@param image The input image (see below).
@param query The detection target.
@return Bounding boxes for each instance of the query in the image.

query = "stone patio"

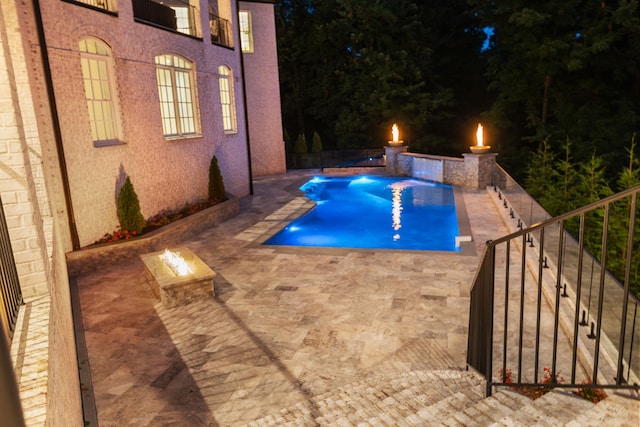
[71,170,639,426]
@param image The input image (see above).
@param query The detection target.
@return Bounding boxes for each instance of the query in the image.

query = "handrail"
[490,184,640,246]
[467,173,640,397]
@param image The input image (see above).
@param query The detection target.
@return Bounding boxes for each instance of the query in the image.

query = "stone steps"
[243,369,640,426]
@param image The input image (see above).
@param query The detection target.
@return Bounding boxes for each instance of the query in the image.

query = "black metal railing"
[63,0,117,13]
[0,198,23,342]
[132,0,199,37]
[209,12,233,48]
[467,178,640,397]
[286,149,386,170]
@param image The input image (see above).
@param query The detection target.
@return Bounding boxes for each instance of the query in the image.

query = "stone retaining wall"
[66,197,239,275]
[388,149,497,190]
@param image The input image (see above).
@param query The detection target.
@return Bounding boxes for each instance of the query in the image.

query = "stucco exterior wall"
[40,0,251,247]
[240,1,286,176]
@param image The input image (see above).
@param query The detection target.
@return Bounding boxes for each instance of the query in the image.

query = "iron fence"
[0,198,23,342]
[468,172,640,397]
[286,150,386,170]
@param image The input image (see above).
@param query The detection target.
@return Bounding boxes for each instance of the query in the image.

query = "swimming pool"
[264,175,463,251]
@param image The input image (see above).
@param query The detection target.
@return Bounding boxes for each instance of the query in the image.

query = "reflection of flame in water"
[161,249,192,276]
[390,181,411,241]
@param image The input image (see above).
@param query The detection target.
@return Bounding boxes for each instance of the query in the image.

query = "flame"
[392,124,399,143]
[476,123,484,147]
[161,249,192,276]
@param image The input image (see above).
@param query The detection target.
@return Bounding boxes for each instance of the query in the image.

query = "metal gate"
[0,197,23,341]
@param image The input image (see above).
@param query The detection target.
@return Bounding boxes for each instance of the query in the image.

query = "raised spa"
[264,175,465,251]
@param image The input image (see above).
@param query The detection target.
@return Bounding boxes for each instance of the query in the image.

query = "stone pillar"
[385,145,408,175]
[462,153,498,190]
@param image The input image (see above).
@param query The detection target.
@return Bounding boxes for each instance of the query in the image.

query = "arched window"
[79,38,123,146]
[218,65,237,133]
[155,54,200,137]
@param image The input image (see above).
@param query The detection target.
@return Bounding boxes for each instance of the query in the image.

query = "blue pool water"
[264,176,461,251]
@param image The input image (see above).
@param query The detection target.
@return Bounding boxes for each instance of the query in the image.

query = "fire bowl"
[470,145,491,154]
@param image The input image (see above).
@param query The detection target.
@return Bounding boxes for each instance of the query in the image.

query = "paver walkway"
[74,171,637,426]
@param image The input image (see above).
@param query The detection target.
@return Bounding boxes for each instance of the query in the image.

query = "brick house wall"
[240,0,286,176]
[1,0,83,424]
[40,0,253,247]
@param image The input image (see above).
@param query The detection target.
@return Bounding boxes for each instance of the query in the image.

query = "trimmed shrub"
[294,134,307,154]
[284,128,291,153]
[117,176,145,234]
[311,131,323,153]
[208,155,227,202]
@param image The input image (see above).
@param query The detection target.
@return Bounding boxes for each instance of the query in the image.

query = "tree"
[294,134,307,154]
[311,131,323,153]
[208,156,227,202]
[471,0,640,175]
[117,176,145,234]
[275,0,487,153]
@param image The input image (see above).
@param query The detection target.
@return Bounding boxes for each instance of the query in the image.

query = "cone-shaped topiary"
[311,131,323,154]
[283,128,291,153]
[117,176,146,234]
[294,134,307,154]
[208,155,227,202]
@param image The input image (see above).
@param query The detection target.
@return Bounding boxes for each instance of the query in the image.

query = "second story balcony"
[132,0,200,38]
[209,10,233,48]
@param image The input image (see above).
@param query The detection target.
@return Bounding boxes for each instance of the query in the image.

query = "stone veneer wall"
[39,0,251,247]
[240,1,286,176]
[1,0,83,425]
[393,152,497,190]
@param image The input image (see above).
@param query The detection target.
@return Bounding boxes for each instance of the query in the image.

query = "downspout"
[32,0,80,249]
[236,0,254,195]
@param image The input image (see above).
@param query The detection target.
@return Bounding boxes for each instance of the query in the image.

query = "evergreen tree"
[525,138,560,210]
[208,156,227,202]
[608,135,640,295]
[294,134,307,154]
[471,0,640,172]
[311,131,323,154]
[117,176,145,234]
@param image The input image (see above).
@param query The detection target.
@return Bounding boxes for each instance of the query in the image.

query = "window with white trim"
[154,54,200,137]
[218,65,237,133]
[79,38,123,146]
[239,10,253,53]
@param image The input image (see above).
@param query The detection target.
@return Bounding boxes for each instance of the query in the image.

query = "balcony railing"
[209,12,233,48]
[467,166,640,397]
[132,0,200,37]
[63,0,117,13]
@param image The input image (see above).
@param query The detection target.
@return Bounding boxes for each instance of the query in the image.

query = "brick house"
[0,0,284,423]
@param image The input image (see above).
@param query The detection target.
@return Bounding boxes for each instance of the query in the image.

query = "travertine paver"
[74,171,640,426]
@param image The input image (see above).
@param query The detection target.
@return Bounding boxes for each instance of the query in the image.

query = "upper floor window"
[155,54,200,137]
[239,10,253,53]
[217,65,237,133]
[64,0,117,13]
[79,38,123,146]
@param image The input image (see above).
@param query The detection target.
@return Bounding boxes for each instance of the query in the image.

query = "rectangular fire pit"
[140,247,216,308]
